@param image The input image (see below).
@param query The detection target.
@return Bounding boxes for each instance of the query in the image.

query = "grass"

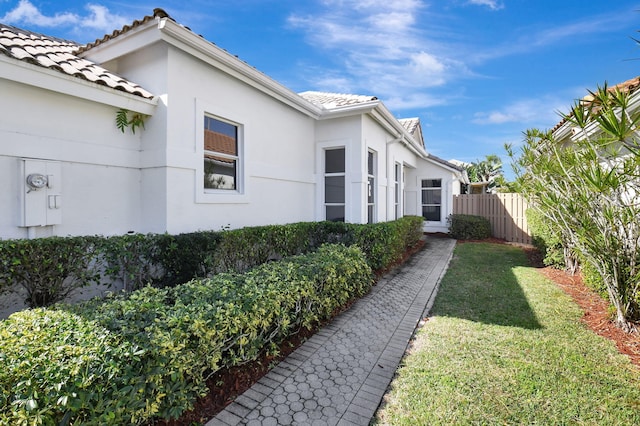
[374,242,640,425]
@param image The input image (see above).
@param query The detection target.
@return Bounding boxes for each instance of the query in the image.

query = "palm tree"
[465,154,503,193]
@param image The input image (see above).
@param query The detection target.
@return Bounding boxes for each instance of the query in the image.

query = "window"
[367,150,376,224]
[394,163,401,219]
[421,179,442,221]
[204,115,239,191]
[325,148,345,222]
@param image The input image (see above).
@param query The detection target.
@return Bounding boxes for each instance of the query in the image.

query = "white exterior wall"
[0,79,144,238]
[406,159,463,233]
[362,114,395,224]
[154,46,316,233]
[387,140,420,221]
[313,116,361,223]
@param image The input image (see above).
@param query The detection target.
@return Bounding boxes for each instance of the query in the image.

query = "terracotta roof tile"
[552,75,640,133]
[298,91,378,108]
[0,23,154,99]
[76,8,170,54]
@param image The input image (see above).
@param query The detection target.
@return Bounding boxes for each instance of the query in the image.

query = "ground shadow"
[431,243,543,330]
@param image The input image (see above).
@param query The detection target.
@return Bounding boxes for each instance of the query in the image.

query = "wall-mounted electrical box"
[19,159,62,227]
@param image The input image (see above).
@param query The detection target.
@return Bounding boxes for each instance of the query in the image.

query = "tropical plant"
[465,154,504,193]
[508,84,640,331]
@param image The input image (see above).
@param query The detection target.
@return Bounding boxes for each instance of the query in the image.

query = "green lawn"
[375,242,640,425]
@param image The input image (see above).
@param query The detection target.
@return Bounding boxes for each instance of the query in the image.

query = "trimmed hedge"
[0,244,373,424]
[0,217,424,308]
[448,214,492,240]
[0,236,101,308]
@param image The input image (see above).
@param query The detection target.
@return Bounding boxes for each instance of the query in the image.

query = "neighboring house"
[0,9,467,239]
[552,76,640,142]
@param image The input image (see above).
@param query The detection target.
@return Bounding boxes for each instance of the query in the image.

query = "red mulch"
[151,240,426,425]
[529,253,640,367]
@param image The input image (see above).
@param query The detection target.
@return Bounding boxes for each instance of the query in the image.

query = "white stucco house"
[0,9,467,239]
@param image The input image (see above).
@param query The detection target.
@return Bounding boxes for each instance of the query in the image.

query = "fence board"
[453,193,531,244]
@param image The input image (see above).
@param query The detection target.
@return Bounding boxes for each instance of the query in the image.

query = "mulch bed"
[529,253,640,367]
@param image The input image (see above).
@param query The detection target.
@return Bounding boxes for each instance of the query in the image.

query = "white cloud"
[1,0,77,27]
[466,0,504,10]
[471,11,636,63]
[1,1,129,35]
[384,92,448,110]
[81,4,128,32]
[471,95,568,127]
[287,0,472,109]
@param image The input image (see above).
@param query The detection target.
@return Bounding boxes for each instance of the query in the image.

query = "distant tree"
[464,154,504,193]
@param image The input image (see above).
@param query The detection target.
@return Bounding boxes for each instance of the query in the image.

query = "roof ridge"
[300,90,377,99]
[75,9,170,55]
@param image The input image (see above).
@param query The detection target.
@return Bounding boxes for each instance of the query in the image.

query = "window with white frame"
[421,179,442,221]
[325,148,345,222]
[367,150,376,224]
[204,115,240,191]
[394,162,401,219]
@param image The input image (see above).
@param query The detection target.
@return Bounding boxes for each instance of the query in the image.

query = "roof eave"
[0,54,157,114]
[425,155,468,178]
[316,100,380,119]
[371,104,428,158]
[156,19,322,119]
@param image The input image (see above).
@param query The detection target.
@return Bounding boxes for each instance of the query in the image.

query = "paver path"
[208,236,456,426]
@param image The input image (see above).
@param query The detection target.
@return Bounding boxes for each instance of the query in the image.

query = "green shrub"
[148,231,221,288]
[0,309,155,425]
[0,244,373,424]
[211,223,316,273]
[526,209,565,268]
[447,214,492,240]
[0,236,100,308]
[99,233,164,292]
[0,217,421,310]
[351,216,423,270]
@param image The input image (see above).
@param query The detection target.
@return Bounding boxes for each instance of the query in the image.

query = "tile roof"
[0,23,154,99]
[76,9,169,55]
[552,75,640,133]
[427,153,465,172]
[298,91,378,108]
[398,117,420,135]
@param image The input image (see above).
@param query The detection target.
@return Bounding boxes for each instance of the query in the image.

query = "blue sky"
[2,0,639,177]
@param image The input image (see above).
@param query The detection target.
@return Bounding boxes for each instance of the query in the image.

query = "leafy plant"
[0,244,373,424]
[464,154,504,193]
[508,84,640,331]
[526,208,565,269]
[0,217,423,311]
[0,236,101,308]
[447,214,492,240]
[115,108,147,134]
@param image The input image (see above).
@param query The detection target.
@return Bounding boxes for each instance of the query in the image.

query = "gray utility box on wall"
[19,159,62,227]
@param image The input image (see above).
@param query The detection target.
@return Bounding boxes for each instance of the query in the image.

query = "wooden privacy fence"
[452,193,531,244]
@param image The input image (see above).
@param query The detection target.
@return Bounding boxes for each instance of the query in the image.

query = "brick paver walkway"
[208,236,456,426]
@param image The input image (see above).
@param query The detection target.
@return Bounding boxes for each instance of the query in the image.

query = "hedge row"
[0,216,424,308]
[0,244,374,424]
[447,214,492,240]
